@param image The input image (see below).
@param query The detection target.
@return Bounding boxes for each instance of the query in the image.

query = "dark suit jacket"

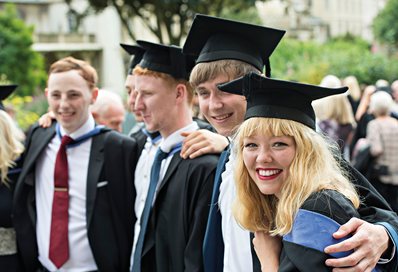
[13,123,139,272]
[140,152,219,272]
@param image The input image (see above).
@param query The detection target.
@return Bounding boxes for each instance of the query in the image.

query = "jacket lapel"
[19,126,56,185]
[86,132,105,228]
[157,153,182,192]
[141,153,182,256]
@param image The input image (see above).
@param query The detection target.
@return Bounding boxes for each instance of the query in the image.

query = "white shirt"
[131,135,161,268]
[219,148,254,272]
[35,116,97,272]
[130,121,199,269]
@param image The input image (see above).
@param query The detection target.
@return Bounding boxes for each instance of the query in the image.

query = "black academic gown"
[0,163,23,272]
[13,122,139,272]
[140,152,219,272]
[279,189,385,272]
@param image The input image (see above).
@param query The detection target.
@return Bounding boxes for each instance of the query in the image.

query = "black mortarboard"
[182,14,285,76]
[120,43,146,75]
[217,72,347,130]
[0,84,17,111]
[136,40,194,80]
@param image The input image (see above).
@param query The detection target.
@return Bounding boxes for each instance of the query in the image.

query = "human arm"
[279,191,360,272]
[253,231,281,272]
[355,85,376,122]
[324,163,398,271]
[324,218,391,271]
[180,129,229,159]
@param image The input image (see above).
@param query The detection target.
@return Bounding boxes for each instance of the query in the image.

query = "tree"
[87,0,257,44]
[0,3,46,96]
[373,0,398,51]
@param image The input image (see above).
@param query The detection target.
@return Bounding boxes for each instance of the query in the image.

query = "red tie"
[49,135,74,268]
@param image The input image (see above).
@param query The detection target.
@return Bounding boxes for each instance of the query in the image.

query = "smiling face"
[46,70,97,134]
[196,74,246,136]
[242,133,296,198]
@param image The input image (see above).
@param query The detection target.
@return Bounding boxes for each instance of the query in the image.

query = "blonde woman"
[314,75,356,156]
[218,73,388,271]
[343,75,362,114]
[0,85,24,271]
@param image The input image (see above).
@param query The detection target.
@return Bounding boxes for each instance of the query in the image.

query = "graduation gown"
[280,189,383,272]
[13,122,139,272]
[0,163,23,272]
[140,152,219,272]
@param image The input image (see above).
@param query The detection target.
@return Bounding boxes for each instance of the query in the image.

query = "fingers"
[326,220,388,271]
[332,218,364,239]
[180,131,204,159]
[326,246,369,268]
[38,115,51,128]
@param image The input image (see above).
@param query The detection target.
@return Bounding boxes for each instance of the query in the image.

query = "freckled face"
[242,133,296,198]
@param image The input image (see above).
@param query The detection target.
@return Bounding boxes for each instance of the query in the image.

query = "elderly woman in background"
[366,91,398,212]
[0,85,25,271]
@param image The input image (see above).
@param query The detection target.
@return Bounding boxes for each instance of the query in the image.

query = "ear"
[45,88,49,98]
[91,87,99,104]
[175,83,187,104]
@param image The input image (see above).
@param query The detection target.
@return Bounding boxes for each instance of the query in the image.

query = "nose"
[135,92,144,112]
[59,94,70,109]
[128,91,137,111]
[208,92,223,111]
[256,147,273,163]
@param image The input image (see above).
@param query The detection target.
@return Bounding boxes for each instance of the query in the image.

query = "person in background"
[130,40,218,272]
[313,75,356,158]
[344,75,362,115]
[120,43,147,137]
[182,13,398,272]
[13,56,138,272]
[219,72,374,271]
[90,89,125,132]
[0,84,25,272]
[366,91,398,213]
[390,80,398,114]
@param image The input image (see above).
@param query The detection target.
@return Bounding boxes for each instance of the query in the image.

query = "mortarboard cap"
[0,84,17,111]
[182,14,285,76]
[120,43,146,75]
[217,72,347,130]
[136,40,195,80]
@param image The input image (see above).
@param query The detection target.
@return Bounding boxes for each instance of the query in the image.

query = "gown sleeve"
[279,190,383,272]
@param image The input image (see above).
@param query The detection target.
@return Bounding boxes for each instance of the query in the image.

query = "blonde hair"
[343,76,361,101]
[49,56,98,90]
[134,66,194,105]
[233,117,360,235]
[313,94,356,125]
[189,59,260,89]
[0,111,25,185]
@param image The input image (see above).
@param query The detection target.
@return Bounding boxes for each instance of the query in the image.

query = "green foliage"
[270,36,398,85]
[0,4,47,96]
[219,5,262,25]
[373,0,398,48]
[87,0,257,44]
